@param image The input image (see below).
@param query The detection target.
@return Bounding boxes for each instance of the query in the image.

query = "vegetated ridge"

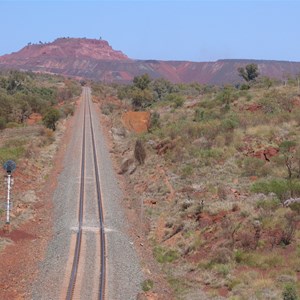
[92,76,300,299]
[1,37,300,84]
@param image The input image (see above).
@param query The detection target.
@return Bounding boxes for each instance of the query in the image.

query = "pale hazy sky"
[0,0,299,62]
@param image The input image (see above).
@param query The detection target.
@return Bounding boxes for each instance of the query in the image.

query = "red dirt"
[0,230,36,242]
[159,167,175,202]
[26,113,42,125]
[253,146,279,161]
[218,287,230,297]
[0,112,74,299]
[121,111,150,133]
[245,103,263,112]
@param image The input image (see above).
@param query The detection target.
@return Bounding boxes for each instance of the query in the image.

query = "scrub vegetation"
[93,70,300,299]
[0,70,80,164]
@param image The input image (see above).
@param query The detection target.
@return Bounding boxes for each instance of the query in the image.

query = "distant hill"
[1,37,300,84]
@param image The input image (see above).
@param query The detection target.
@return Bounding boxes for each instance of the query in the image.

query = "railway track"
[66,87,106,300]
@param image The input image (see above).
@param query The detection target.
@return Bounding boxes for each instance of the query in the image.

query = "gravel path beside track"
[31,88,142,299]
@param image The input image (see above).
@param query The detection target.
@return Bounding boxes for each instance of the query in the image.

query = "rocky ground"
[93,81,300,300]
[0,117,70,299]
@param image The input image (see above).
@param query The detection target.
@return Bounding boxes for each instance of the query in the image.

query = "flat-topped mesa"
[0,37,130,62]
[1,37,300,84]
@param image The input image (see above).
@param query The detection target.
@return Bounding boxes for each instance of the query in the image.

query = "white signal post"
[6,174,12,224]
[3,160,16,231]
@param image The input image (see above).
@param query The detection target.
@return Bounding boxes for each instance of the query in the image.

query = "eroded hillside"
[1,38,300,84]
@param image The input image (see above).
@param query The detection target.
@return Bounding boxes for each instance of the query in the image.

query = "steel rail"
[65,87,106,300]
[66,90,86,300]
[86,88,106,300]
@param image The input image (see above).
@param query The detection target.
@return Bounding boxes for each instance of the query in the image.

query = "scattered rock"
[155,138,178,155]
[283,197,300,207]
[111,127,126,140]
[192,137,210,148]
[277,274,296,283]
[146,140,156,148]
[128,163,137,175]
[253,146,279,161]
[22,190,38,203]
[191,184,204,191]
[144,199,157,206]
[118,157,134,174]
[256,288,279,300]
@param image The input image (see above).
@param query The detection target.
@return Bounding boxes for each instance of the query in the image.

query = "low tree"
[279,141,297,179]
[131,88,153,110]
[134,139,146,164]
[42,108,60,131]
[150,78,174,100]
[260,76,273,89]
[133,73,151,90]
[238,63,259,82]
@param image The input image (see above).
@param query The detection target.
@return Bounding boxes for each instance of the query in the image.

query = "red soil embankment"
[121,111,150,134]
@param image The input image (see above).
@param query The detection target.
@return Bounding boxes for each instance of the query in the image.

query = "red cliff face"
[0,38,300,84]
[0,38,129,62]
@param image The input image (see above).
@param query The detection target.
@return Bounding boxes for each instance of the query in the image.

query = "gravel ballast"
[31,87,142,299]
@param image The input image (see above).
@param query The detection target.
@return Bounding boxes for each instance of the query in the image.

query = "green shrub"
[181,164,194,178]
[235,250,284,269]
[289,180,300,198]
[0,116,6,130]
[212,263,231,277]
[133,73,151,90]
[289,202,300,214]
[131,88,153,110]
[149,111,160,130]
[174,96,184,108]
[221,115,239,131]
[4,138,27,148]
[216,86,237,104]
[283,283,299,300]
[280,140,297,153]
[154,246,179,263]
[164,93,184,108]
[194,108,205,122]
[102,103,116,115]
[0,146,25,164]
[259,97,280,114]
[60,104,75,117]
[240,84,250,90]
[256,197,280,211]
[197,148,224,165]
[6,122,22,128]
[234,249,245,264]
[251,179,290,202]
[241,157,266,177]
[141,279,154,292]
[43,108,60,131]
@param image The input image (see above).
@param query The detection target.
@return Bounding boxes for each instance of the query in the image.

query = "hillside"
[1,38,300,84]
[92,78,300,299]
